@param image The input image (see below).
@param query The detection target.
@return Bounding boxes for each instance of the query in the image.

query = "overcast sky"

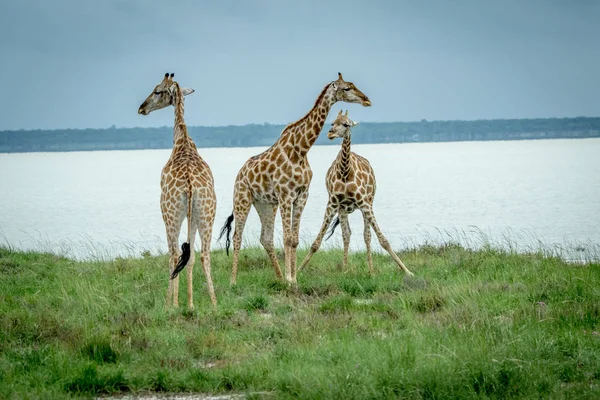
[0,0,598,130]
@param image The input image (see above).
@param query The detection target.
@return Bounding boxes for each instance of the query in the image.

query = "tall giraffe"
[219,73,371,286]
[299,110,413,276]
[138,73,217,309]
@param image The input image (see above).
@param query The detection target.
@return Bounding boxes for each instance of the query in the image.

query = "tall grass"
[0,242,598,398]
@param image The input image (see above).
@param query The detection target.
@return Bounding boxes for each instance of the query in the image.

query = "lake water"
[1,139,599,261]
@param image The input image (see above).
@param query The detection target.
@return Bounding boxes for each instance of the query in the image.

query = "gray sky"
[1,0,599,130]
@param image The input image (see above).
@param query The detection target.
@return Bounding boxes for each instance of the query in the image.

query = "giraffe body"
[220,73,371,286]
[138,73,217,309]
[299,110,413,276]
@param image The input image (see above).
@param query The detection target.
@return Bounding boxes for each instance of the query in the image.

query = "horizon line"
[2,115,599,133]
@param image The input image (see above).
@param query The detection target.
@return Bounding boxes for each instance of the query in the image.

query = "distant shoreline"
[1,116,599,153]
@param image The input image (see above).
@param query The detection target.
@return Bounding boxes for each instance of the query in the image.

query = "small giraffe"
[219,73,371,286]
[299,110,413,276]
[138,73,217,309]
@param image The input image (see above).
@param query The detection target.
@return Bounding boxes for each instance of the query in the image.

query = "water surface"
[1,139,598,260]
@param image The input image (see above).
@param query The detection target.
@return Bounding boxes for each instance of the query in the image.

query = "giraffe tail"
[325,216,340,241]
[218,213,234,256]
[171,184,194,280]
[172,242,190,279]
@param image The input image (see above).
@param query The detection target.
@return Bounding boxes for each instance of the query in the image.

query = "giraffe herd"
[138,72,413,309]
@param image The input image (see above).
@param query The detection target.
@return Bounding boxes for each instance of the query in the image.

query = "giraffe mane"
[281,82,332,135]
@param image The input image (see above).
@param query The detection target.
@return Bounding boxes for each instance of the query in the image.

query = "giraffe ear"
[181,88,195,96]
[351,120,359,127]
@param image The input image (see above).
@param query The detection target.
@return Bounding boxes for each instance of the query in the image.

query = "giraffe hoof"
[286,280,298,290]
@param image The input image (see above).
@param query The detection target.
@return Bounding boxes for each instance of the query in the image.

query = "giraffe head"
[328,110,358,139]
[138,73,194,115]
[330,72,371,107]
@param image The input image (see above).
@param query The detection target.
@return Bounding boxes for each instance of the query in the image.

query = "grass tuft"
[244,294,270,311]
[80,337,118,364]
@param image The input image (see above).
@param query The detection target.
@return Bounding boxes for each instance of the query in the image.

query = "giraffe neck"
[278,83,336,160]
[171,82,190,147]
[339,133,352,180]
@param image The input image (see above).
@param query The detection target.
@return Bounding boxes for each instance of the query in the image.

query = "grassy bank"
[0,243,599,399]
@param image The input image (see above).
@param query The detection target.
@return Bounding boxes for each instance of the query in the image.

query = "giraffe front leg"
[363,207,413,276]
[361,211,374,274]
[339,213,351,270]
[299,202,336,271]
[290,191,309,282]
[279,200,294,285]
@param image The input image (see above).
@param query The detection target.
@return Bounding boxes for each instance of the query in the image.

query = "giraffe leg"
[162,196,186,308]
[362,207,413,276]
[198,202,217,307]
[185,217,198,311]
[362,211,374,274]
[290,190,309,282]
[183,192,203,311]
[299,202,336,271]
[279,199,295,285]
[231,187,252,286]
[339,213,351,270]
[254,201,283,280]
[166,232,180,308]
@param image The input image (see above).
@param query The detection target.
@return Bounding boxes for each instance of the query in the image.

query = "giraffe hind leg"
[339,213,351,270]
[197,200,217,307]
[362,211,374,274]
[362,207,413,276]
[299,202,336,271]
[162,196,187,308]
[182,194,201,310]
[231,186,253,285]
[254,201,283,280]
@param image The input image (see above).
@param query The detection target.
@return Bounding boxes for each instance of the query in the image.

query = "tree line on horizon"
[0,117,599,153]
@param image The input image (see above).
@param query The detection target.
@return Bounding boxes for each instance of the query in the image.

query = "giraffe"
[298,110,413,276]
[219,73,371,286]
[138,73,217,309]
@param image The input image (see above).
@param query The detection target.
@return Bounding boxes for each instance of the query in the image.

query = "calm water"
[1,139,599,260]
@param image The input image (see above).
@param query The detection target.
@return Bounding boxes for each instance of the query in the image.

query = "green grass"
[0,243,599,399]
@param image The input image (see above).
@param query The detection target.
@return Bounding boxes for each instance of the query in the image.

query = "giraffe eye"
[154,91,161,95]
[343,87,351,91]
[343,123,350,128]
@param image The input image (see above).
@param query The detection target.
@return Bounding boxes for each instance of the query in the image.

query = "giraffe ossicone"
[299,110,414,276]
[138,73,218,309]
[219,72,372,286]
